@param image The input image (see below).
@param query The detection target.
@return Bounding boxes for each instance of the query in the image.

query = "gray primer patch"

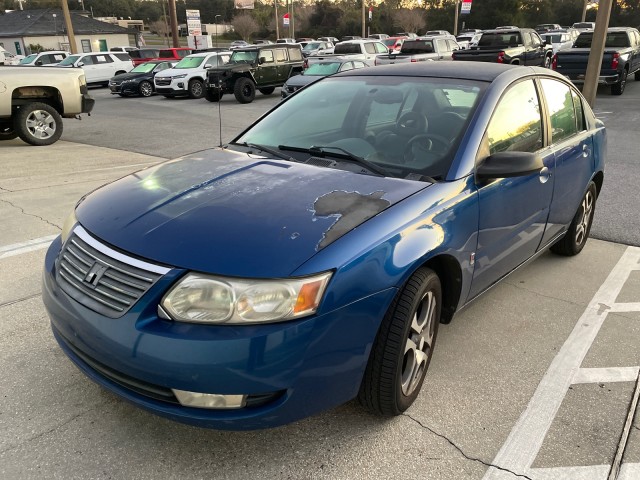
[313,190,390,249]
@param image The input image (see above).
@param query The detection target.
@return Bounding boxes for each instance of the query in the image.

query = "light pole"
[215,14,222,50]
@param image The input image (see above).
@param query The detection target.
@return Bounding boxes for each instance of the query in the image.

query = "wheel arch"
[11,86,63,115]
[592,170,604,197]
[419,254,463,324]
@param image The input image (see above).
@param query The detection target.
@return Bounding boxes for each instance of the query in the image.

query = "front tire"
[204,89,223,102]
[611,69,628,95]
[139,80,153,97]
[234,77,256,104]
[188,79,204,99]
[551,182,597,256]
[358,267,441,415]
[259,87,275,95]
[13,102,63,146]
[0,121,18,141]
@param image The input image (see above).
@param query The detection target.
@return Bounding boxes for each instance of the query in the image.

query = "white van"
[56,52,133,85]
[154,51,230,99]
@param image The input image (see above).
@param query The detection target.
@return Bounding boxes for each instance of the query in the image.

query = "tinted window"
[478,32,522,47]
[94,55,113,64]
[486,79,542,154]
[571,89,586,132]
[261,50,274,63]
[275,49,287,62]
[114,53,130,61]
[540,78,577,143]
[80,55,95,65]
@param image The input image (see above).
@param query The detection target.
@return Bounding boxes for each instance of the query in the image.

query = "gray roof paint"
[0,9,131,37]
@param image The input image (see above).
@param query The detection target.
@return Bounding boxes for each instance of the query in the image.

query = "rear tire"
[13,102,63,146]
[234,77,256,104]
[550,182,597,256]
[635,71,640,81]
[358,267,441,415]
[611,69,628,95]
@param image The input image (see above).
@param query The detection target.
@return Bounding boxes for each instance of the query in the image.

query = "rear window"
[114,53,131,61]
[478,32,522,47]
[401,40,434,54]
[130,49,159,59]
[573,31,630,48]
[334,43,361,54]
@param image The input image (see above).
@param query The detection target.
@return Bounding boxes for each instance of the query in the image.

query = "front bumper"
[155,79,188,95]
[42,236,395,430]
[109,82,139,95]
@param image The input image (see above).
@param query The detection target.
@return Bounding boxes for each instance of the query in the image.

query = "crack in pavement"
[0,184,13,193]
[0,400,113,455]
[402,413,532,480]
[0,292,41,309]
[0,197,61,230]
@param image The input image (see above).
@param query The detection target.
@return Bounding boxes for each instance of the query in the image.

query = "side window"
[485,79,543,154]
[40,55,54,65]
[571,88,586,132]
[436,39,447,52]
[178,50,189,58]
[339,62,354,71]
[289,48,302,61]
[94,55,112,64]
[364,43,376,54]
[531,32,543,47]
[260,50,274,63]
[80,55,94,65]
[540,78,577,143]
[275,49,287,62]
[374,42,387,53]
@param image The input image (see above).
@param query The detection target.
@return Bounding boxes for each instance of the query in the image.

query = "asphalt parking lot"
[1,80,639,479]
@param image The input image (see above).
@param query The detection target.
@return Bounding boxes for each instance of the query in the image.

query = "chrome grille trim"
[56,225,170,318]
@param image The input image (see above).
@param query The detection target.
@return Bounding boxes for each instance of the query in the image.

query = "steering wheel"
[396,111,428,138]
[403,134,451,164]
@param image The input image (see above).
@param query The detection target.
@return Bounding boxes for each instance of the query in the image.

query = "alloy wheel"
[25,110,56,140]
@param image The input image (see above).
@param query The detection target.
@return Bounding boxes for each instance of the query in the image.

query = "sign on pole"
[368,6,372,21]
[461,0,472,14]
[283,12,290,26]
[186,9,202,36]
[235,0,255,9]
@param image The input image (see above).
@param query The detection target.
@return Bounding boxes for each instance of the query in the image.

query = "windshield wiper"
[235,142,297,162]
[279,144,388,177]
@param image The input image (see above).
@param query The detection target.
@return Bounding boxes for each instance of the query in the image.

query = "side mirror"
[204,64,212,69]
[35,60,43,66]
[476,151,543,179]
[259,57,266,64]
[77,61,84,67]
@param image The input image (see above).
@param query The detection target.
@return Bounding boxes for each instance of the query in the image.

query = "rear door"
[470,78,555,297]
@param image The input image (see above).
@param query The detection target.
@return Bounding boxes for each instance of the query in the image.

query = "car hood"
[76,148,428,277]
[112,71,150,82]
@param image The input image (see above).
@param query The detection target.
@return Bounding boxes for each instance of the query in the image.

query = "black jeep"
[205,44,304,103]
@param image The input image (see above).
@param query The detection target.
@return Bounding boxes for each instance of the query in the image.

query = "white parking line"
[573,367,640,384]
[0,235,56,260]
[483,246,640,479]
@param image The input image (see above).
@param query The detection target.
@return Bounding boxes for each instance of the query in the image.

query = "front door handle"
[539,166,551,184]
[583,144,589,158]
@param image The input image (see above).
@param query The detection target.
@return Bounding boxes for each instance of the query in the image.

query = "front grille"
[155,78,172,86]
[56,226,169,318]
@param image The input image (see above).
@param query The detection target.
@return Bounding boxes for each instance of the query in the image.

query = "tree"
[149,19,171,46]
[232,12,259,40]
[393,8,426,33]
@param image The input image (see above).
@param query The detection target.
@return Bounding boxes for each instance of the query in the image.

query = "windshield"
[229,51,258,63]
[174,56,204,69]
[58,55,80,66]
[383,39,398,47]
[235,76,485,180]
[132,63,157,73]
[304,63,341,75]
[19,54,37,64]
[303,42,322,51]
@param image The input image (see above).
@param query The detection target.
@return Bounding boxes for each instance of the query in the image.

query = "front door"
[469,78,555,298]
[99,39,108,52]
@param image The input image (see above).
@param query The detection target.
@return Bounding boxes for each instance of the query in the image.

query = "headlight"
[60,209,77,243]
[161,272,332,324]
[172,74,187,79]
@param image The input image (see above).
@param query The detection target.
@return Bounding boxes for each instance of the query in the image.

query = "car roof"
[337,61,525,82]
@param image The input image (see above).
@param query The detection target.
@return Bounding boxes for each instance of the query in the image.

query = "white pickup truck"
[375,37,461,65]
[306,40,389,67]
[0,66,94,145]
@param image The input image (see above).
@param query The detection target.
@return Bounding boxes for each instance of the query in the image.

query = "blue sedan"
[43,62,606,430]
